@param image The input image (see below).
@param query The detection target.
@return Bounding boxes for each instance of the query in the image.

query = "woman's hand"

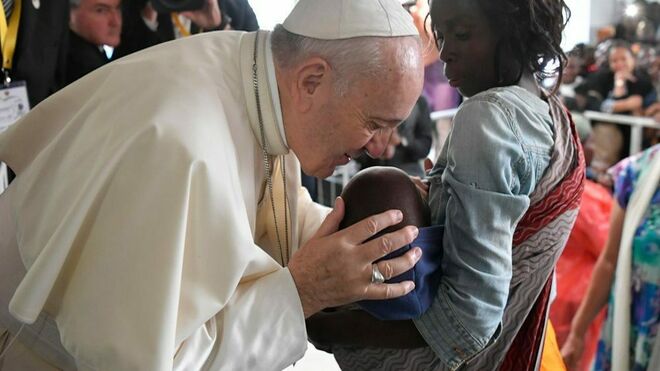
[614,70,636,83]
[410,176,429,200]
[612,70,635,98]
[424,158,434,174]
[560,331,586,370]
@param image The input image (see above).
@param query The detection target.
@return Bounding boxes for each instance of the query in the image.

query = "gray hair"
[69,0,81,7]
[271,25,420,96]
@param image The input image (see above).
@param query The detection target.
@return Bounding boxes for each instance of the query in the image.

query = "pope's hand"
[288,197,421,318]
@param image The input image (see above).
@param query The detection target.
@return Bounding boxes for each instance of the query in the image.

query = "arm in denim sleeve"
[414,98,531,369]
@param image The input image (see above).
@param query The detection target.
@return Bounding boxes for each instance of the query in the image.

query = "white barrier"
[430,108,459,121]
[315,107,660,204]
[0,163,6,195]
[583,110,660,154]
[430,108,660,156]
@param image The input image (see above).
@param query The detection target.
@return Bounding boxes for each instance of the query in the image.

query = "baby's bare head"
[339,166,430,239]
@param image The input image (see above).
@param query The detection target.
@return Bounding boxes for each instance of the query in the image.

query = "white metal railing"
[315,108,660,205]
[316,109,460,205]
[0,163,6,194]
[430,108,459,121]
[434,109,660,157]
[583,110,660,154]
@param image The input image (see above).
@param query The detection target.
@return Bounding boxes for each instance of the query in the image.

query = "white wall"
[249,0,297,30]
[589,0,620,41]
[250,0,614,50]
[564,0,592,50]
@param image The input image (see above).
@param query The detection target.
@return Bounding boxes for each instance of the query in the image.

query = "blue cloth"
[358,225,444,320]
[416,86,554,369]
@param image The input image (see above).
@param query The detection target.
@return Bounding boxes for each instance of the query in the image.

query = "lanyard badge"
[0,0,29,133]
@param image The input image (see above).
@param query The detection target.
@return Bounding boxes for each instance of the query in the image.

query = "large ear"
[291,57,332,113]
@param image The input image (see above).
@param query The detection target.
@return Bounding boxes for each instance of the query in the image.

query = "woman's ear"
[495,39,523,85]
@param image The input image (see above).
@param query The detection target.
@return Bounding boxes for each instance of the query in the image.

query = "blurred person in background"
[356,96,433,177]
[586,41,653,118]
[2,0,69,108]
[562,144,660,371]
[559,51,585,111]
[115,0,258,58]
[579,41,655,178]
[407,0,460,114]
[66,0,122,85]
[0,0,69,186]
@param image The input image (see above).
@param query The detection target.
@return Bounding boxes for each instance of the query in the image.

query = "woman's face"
[431,0,500,97]
[608,47,635,75]
[562,56,582,84]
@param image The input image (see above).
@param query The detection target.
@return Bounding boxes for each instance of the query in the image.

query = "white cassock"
[0,30,329,370]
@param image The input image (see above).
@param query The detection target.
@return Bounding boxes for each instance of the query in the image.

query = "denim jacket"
[413,86,555,370]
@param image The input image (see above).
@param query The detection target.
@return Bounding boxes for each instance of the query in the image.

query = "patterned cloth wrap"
[485,95,585,371]
[358,225,444,320]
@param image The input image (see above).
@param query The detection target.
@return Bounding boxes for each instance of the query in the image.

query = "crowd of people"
[0,0,259,187]
[548,10,660,371]
[0,0,658,371]
[0,0,258,113]
[557,38,658,175]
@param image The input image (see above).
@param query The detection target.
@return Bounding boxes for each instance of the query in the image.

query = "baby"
[339,166,443,320]
[306,166,443,351]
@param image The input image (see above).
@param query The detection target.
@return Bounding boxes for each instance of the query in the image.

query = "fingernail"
[413,247,422,259]
[412,227,419,239]
[407,282,415,291]
[394,210,403,222]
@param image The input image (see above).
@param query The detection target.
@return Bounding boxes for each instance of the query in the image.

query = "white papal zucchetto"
[282,0,419,40]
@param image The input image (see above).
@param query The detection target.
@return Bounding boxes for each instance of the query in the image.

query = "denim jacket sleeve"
[414,96,535,370]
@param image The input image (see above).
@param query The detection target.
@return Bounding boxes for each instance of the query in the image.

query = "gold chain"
[252,32,290,265]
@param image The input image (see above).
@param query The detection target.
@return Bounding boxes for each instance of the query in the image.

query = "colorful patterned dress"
[594,144,660,371]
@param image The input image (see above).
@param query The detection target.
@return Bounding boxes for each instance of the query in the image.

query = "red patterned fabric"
[513,117,586,245]
[501,276,553,370]
[502,109,586,371]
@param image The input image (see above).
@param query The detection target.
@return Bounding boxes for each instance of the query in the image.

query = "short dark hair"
[607,39,634,56]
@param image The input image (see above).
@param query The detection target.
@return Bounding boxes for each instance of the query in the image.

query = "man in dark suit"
[9,0,69,107]
[66,0,122,85]
[2,0,69,184]
[114,0,258,59]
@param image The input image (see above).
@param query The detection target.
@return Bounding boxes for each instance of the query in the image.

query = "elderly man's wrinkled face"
[70,0,122,48]
[295,39,423,178]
